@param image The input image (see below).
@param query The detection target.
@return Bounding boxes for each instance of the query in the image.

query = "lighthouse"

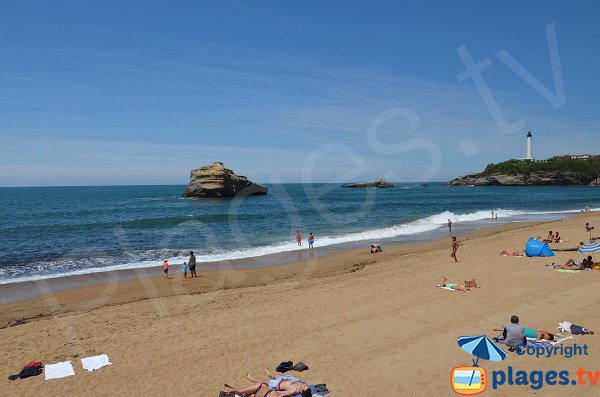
[526,131,533,160]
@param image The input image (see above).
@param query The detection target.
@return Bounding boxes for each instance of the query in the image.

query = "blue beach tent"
[525,238,555,257]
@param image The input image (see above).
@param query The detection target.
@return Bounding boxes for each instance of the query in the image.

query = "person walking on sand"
[162,259,169,279]
[296,231,302,246]
[308,232,314,249]
[450,236,459,262]
[447,219,452,233]
[187,251,197,278]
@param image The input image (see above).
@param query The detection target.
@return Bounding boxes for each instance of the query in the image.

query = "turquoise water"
[0,184,598,284]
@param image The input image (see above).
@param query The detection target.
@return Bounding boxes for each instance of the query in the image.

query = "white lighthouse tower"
[526,131,533,160]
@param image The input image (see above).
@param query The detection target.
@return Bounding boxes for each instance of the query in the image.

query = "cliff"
[182,162,268,198]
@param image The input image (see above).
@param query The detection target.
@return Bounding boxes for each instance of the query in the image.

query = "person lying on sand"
[500,249,524,256]
[224,382,287,397]
[493,326,555,341]
[437,277,478,291]
[552,258,592,270]
[553,242,585,252]
[244,368,312,397]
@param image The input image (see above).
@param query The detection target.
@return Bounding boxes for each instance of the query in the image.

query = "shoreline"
[0,208,581,302]
[0,216,579,327]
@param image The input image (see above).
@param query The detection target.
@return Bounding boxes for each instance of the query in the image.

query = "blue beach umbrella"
[577,242,600,254]
[457,335,507,362]
[457,335,507,388]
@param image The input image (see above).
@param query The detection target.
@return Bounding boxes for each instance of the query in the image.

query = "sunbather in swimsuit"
[223,382,283,397]
[246,368,312,397]
[437,277,477,292]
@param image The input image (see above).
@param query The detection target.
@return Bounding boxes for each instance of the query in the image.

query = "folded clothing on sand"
[7,362,44,381]
[558,322,593,334]
[81,354,112,372]
[44,361,75,380]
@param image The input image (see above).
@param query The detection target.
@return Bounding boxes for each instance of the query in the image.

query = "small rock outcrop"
[182,162,268,198]
[341,179,394,188]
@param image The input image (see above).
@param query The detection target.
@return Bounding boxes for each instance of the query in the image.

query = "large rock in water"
[182,162,268,198]
[341,179,394,188]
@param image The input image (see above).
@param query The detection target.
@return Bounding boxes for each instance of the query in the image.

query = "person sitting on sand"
[245,368,312,397]
[500,249,524,256]
[437,277,477,292]
[500,315,526,351]
[553,232,561,243]
[225,368,312,397]
[543,231,554,243]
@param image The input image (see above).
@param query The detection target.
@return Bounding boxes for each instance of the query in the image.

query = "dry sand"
[1,212,599,396]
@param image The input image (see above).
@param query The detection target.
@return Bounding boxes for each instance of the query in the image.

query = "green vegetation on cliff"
[482,156,600,179]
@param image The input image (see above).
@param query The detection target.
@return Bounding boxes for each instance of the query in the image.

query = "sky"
[1,0,599,186]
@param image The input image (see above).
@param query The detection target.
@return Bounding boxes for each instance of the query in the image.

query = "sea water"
[0,184,598,284]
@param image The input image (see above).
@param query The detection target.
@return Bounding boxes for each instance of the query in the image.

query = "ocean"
[0,184,598,285]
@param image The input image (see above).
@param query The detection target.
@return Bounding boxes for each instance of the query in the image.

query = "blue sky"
[1,0,599,186]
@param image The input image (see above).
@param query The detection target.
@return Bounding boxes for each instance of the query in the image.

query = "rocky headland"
[449,156,599,186]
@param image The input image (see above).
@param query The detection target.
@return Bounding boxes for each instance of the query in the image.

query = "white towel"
[81,354,112,372]
[45,361,75,380]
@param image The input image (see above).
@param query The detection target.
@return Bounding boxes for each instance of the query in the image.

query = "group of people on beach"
[296,231,314,249]
[162,251,197,280]
[542,230,566,243]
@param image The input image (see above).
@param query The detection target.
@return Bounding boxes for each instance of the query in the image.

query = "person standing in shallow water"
[447,219,452,233]
[296,231,302,246]
[450,236,459,263]
[308,232,314,249]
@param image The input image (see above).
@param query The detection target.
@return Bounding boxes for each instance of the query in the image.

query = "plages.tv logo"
[451,335,507,395]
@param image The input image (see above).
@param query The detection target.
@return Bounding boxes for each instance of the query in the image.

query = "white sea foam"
[0,207,584,285]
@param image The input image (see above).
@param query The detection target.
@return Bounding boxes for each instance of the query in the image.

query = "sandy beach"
[1,212,600,396]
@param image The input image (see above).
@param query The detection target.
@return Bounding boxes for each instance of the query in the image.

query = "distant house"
[571,154,593,159]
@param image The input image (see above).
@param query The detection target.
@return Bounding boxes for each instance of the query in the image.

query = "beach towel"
[436,286,457,291]
[44,361,75,380]
[495,335,572,348]
[290,385,330,397]
[81,354,112,372]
